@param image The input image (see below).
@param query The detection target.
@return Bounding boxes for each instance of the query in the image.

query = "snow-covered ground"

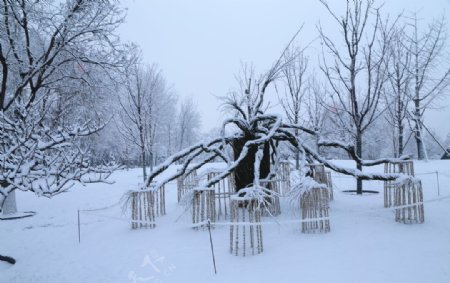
[2,160,450,283]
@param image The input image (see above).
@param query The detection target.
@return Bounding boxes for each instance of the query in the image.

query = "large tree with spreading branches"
[143,32,409,197]
[0,0,128,214]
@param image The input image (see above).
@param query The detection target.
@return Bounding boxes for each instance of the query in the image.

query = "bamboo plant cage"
[177,169,199,203]
[384,160,414,207]
[300,183,330,233]
[149,183,166,217]
[276,161,291,196]
[306,163,334,201]
[192,187,216,230]
[206,170,234,220]
[394,178,424,224]
[130,190,156,229]
[229,196,264,256]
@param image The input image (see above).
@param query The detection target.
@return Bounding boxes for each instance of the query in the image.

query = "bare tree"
[318,0,395,194]
[304,75,329,154]
[0,0,127,214]
[143,33,411,201]
[384,27,412,157]
[404,14,450,160]
[280,46,308,169]
[176,97,201,152]
[117,63,169,182]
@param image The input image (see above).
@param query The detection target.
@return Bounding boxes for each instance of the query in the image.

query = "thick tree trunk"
[1,188,17,215]
[356,131,363,195]
[398,122,404,157]
[295,128,300,170]
[232,137,270,192]
[397,93,404,157]
[141,147,147,182]
[413,99,425,160]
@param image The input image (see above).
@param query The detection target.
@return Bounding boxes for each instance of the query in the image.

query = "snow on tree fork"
[229,197,264,256]
[394,179,425,224]
[384,161,415,208]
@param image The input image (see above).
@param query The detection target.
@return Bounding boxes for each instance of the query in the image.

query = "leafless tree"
[0,0,127,214]
[384,26,412,157]
[304,75,329,154]
[143,32,410,199]
[117,63,170,181]
[176,97,201,152]
[280,46,308,169]
[404,13,450,160]
[318,0,396,194]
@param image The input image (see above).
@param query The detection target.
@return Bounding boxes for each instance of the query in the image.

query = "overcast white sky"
[119,0,450,138]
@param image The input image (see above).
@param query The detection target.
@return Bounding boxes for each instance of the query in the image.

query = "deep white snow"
[2,160,450,283]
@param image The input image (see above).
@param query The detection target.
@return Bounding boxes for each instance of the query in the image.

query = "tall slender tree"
[280,46,308,169]
[318,0,395,194]
[385,26,412,157]
[117,63,170,182]
[404,14,450,160]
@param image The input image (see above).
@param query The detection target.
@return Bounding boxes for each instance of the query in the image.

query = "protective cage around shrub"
[130,190,156,229]
[229,197,264,256]
[306,163,334,201]
[150,183,166,217]
[384,160,414,207]
[300,186,330,233]
[394,179,424,224]
[276,161,291,196]
[207,171,234,220]
[192,188,216,229]
[177,169,199,203]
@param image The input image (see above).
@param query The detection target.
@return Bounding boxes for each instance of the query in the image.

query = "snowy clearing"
[2,160,450,283]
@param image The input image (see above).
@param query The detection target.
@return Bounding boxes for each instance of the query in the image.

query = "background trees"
[318,0,394,194]
[405,14,450,160]
[2,0,448,214]
[280,46,308,169]
[117,63,171,181]
[0,0,129,214]
[384,27,412,158]
[175,97,201,152]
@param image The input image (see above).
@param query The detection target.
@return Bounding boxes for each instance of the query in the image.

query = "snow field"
[1,161,450,283]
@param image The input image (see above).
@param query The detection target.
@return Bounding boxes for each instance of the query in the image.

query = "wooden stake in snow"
[77,209,81,243]
[207,219,217,274]
[384,160,414,207]
[435,171,440,196]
